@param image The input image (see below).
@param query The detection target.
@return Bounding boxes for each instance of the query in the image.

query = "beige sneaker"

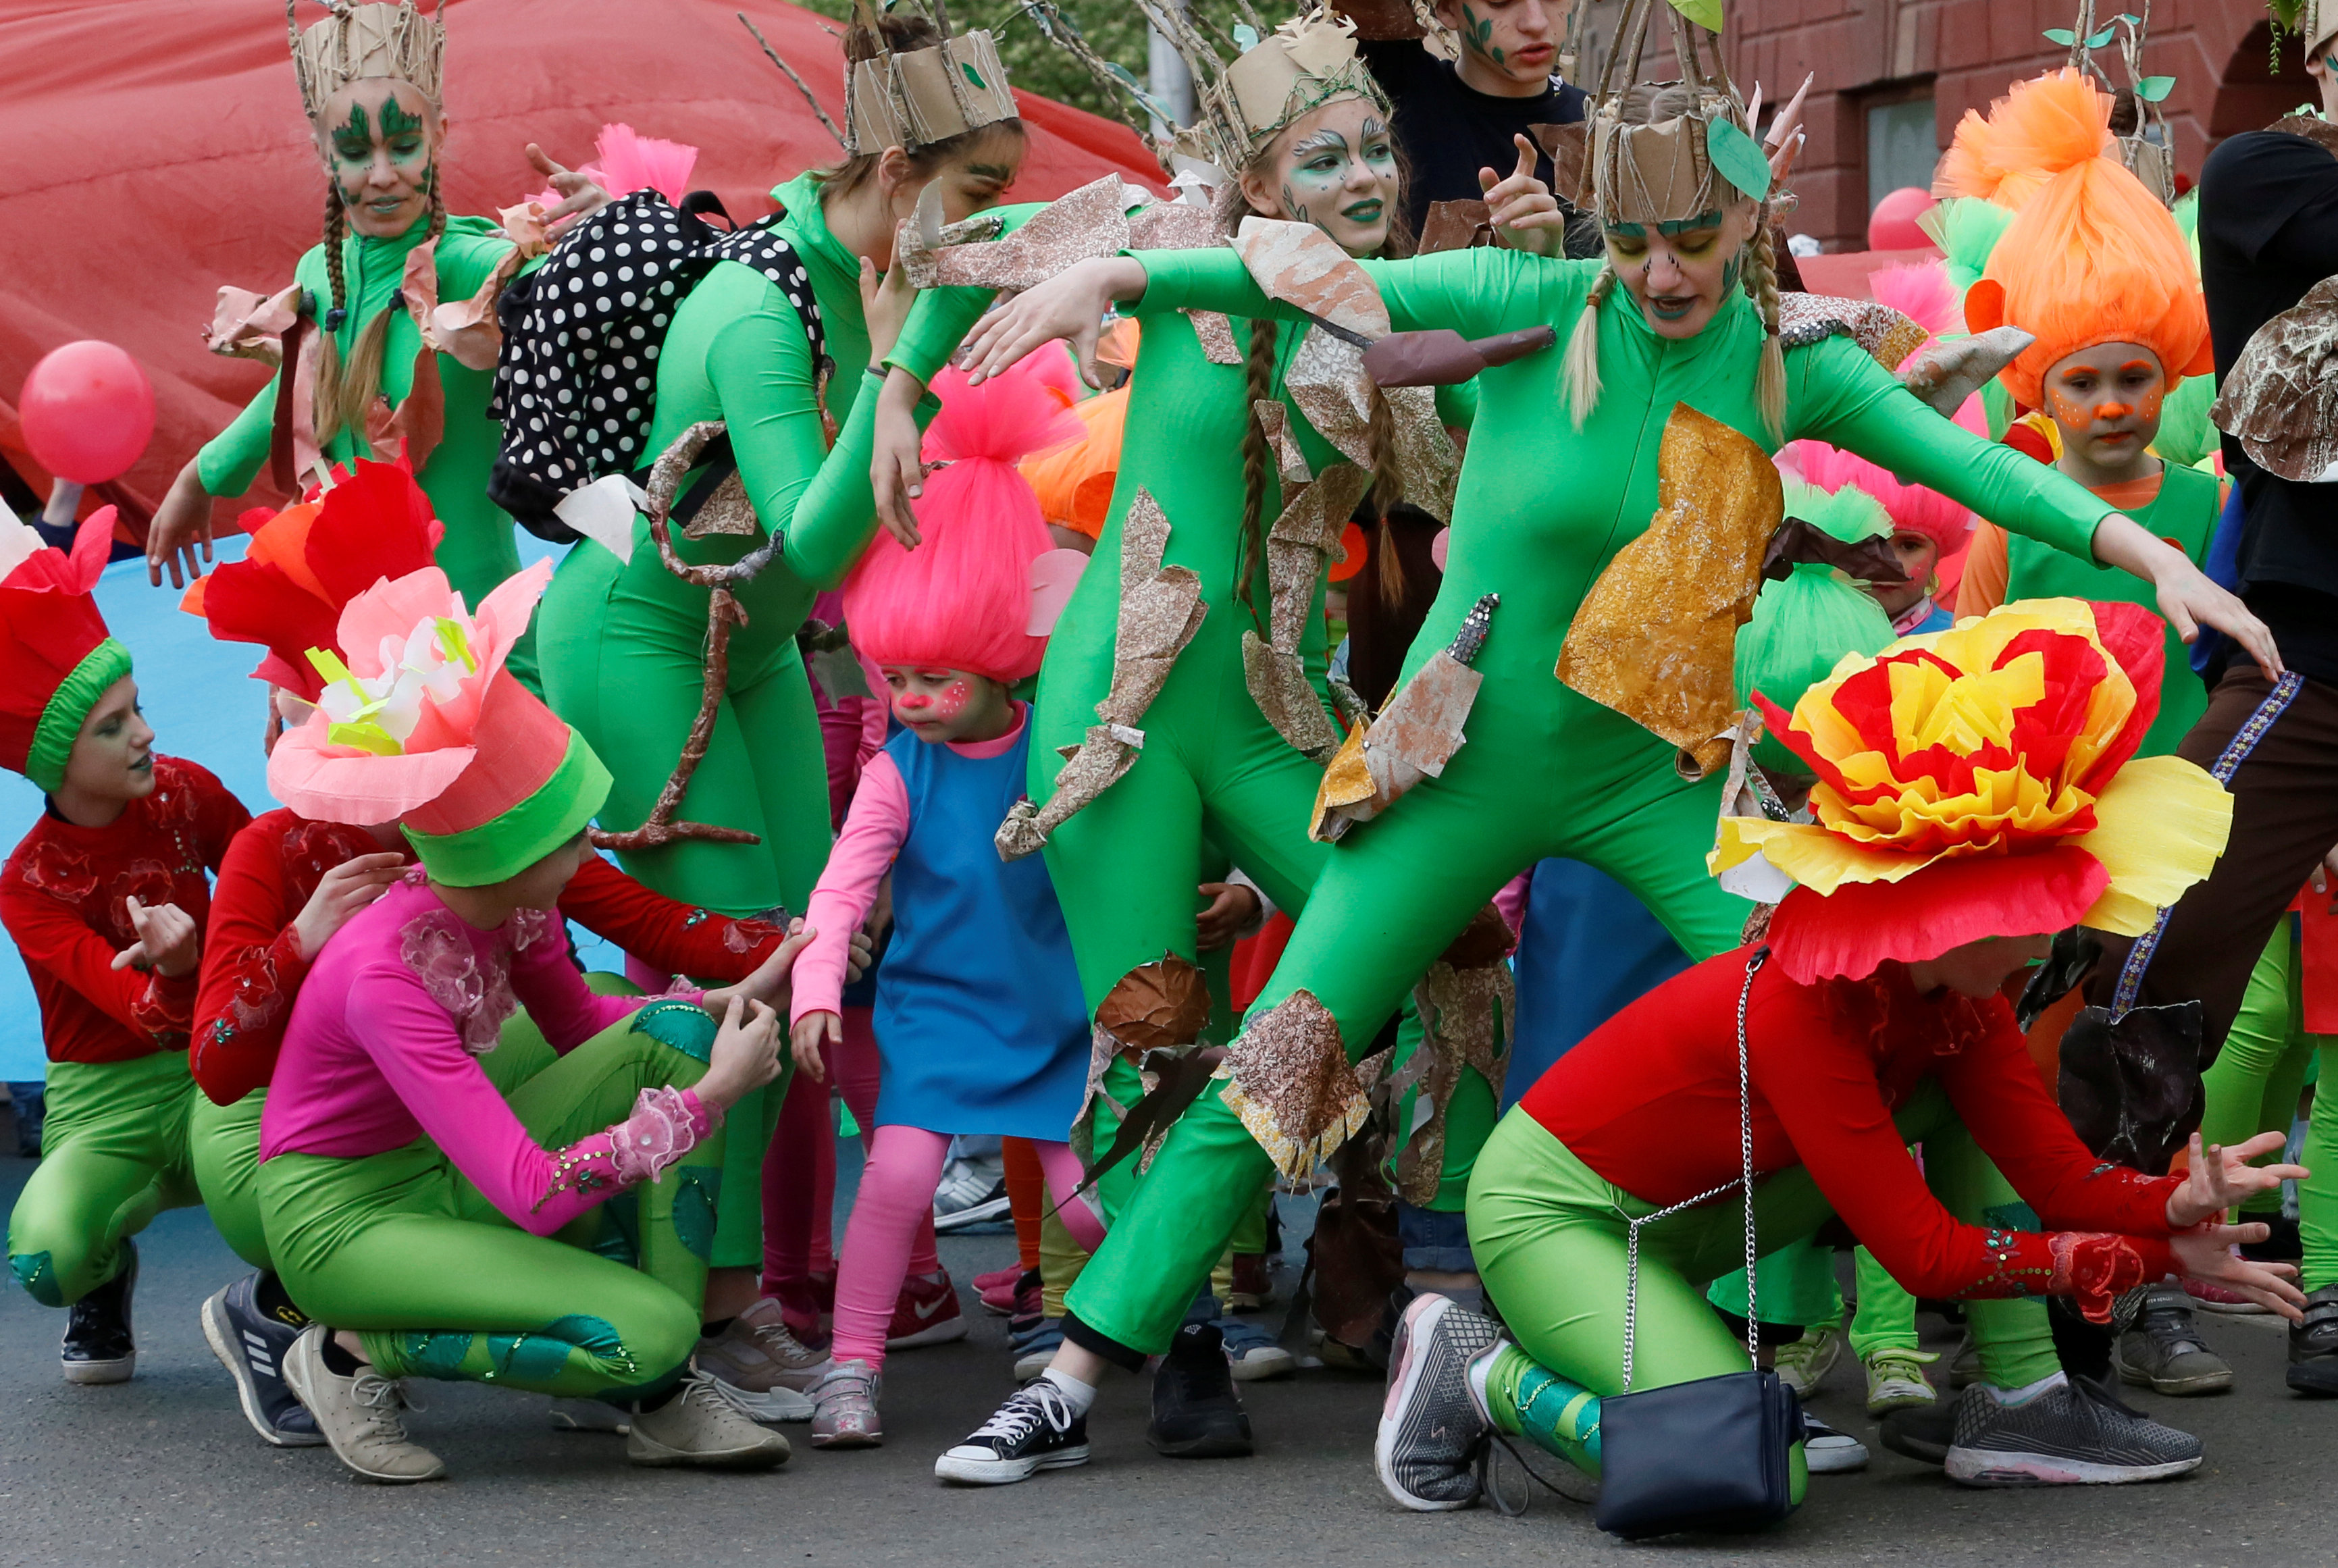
[281,1326,446,1484]
[627,1373,793,1469]
[694,1296,823,1422]
[548,1396,629,1434]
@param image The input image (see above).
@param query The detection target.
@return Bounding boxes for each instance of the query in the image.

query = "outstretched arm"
[1797,339,2281,677]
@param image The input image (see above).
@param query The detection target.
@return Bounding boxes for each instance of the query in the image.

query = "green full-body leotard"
[536,173,894,1270]
[888,246,1479,1222]
[1057,243,2123,1359]
[195,214,533,677]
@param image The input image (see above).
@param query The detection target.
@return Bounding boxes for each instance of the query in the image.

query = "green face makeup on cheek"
[1459,3,1504,63]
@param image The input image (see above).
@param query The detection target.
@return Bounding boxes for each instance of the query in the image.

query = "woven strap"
[2108,671,2304,1018]
[1621,949,1767,1391]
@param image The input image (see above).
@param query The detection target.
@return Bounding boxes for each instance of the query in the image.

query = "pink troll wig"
[1784,261,1980,554]
[843,359,1081,683]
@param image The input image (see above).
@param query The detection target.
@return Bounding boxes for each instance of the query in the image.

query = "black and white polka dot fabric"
[488,189,830,538]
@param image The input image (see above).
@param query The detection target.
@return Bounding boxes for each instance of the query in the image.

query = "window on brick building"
[1865,96,1938,214]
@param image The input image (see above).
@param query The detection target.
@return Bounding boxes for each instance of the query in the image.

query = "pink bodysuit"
[261,872,712,1235]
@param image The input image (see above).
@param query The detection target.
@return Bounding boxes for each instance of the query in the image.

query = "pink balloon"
[20,340,155,484]
[1867,186,1938,253]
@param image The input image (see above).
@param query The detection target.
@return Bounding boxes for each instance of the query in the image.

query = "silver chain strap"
[1619,949,1768,1392]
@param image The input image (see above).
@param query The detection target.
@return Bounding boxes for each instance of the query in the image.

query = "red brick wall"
[1566,1,2308,250]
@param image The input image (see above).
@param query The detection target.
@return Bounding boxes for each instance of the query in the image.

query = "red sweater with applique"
[1,756,250,1064]
[1520,949,2187,1319]
[191,808,790,1105]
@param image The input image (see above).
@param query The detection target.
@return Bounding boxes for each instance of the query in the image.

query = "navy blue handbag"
[1593,950,1806,1540]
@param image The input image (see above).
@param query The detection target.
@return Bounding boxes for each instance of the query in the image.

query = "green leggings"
[258,1014,725,1399]
[1707,1238,1925,1359]
[190,976,646,1279]
[1468,1084,2051,1473]
[8,1052,202,1307]
[2202,918,2338,1290]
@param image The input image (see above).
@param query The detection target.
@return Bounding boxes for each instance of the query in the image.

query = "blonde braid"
[314,187,351,444]
[1561,262,1615,431]
[1748,225,1786,444]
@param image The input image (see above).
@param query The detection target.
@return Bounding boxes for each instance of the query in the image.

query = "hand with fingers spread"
[111,897,199,978]
[1761,72,1813,189]
[290,852,407,961]
[526,143,612,241]
[2093,513,2285,681]
[2165,1130,2310,1229]
[955,256,1149,389]
[871,367,932,549]
[1480,134,1567,257]
[702,920,819,1017]
[789,1010,840,1084]
[696,994,785,1112]
[2171,1223,2308,1319]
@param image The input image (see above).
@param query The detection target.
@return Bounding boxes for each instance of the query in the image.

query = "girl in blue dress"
[787,361,1102,1450]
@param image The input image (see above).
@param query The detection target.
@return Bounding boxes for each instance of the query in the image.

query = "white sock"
[1039,1365,1097,1415]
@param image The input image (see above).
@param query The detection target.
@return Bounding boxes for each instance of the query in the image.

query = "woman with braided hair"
[926,7,2281,1484]
[858,9,1557,1467]
[142,1,583,687]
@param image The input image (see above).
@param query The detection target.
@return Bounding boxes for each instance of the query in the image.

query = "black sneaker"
[934,1380,1091,1485]
[1945,1371,2202,1486]
[1879,1391,1958,1465]
[2287,1284,2338,1396]
[1376,1292,1500,1510]
[61,1241,136,1385]
[2113,1285,2231,1395]
[202,1272,325,1446]
[1148,1322,1253,1458]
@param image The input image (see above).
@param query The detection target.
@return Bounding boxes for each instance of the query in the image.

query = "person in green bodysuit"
[925,29,2279,1484]
[865,9,1563,1464]
[142,0,590,690]
[532,10,1028,1339]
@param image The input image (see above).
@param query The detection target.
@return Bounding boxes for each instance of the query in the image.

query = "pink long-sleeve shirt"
[260,872,711,1234]
[790,706,1028,1024]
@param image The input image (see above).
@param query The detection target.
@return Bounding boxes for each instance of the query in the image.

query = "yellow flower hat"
[1713,598,2233,983]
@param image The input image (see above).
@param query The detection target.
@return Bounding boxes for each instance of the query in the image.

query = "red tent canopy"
[0,0,1161,533]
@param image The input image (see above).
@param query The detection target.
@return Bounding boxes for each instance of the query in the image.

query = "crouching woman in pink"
[257,563,805,1482]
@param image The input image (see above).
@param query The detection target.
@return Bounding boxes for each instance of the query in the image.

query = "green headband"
[28,638,134,794]
[401,730,613,888]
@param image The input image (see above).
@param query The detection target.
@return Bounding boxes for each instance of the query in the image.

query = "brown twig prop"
[739,11,849,149]
[590,420,775,854]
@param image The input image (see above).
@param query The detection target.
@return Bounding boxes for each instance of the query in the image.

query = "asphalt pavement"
[1,1139,2333,1568]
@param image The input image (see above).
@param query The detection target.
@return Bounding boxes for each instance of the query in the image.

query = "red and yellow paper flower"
[1713,598,2232,983]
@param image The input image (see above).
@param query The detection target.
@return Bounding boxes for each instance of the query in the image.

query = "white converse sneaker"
[281,1326,446,1484]
[627,1372,792,1469]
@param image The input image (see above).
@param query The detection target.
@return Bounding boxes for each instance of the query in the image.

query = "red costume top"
[191,808,789,1105]
[1,756,250,1064]
[1522,949,2186,1317]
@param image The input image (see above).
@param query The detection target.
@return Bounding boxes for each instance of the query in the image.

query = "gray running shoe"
[1375,1292,1503,1511]
[2114,1286,2232,1396]
[1946,1372,2202,1486]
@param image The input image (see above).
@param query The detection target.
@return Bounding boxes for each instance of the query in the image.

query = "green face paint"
[1460,2,1502,63]
[330,101,373,165]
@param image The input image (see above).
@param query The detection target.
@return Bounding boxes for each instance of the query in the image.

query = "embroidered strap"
[2109,671,2304,1017]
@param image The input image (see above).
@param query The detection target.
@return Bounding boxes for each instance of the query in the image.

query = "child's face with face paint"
[883,666,1014,745]
[1240,98,1401,259]
[2043,340,2165,484]
[1868,529,1940,619]
[1430,0,1559,95]
[314,78,442,239]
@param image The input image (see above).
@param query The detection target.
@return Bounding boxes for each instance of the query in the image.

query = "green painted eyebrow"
[1603,209,1725,238]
